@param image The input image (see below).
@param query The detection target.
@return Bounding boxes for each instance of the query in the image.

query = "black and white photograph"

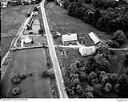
[1,0,128,101]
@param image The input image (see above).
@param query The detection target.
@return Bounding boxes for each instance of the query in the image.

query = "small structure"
[79,46,96,56]
[20,35,32,47]
[62,33,78,45]
[88,32,101,44]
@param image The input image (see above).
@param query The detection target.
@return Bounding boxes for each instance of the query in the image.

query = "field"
[1,5,34,59]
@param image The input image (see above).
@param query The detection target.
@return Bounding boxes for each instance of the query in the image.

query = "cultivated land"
[1,5,35,59]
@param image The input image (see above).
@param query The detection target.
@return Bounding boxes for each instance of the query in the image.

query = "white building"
[62,33,78,45]
[88,32,101,44]
[79,46,96,56]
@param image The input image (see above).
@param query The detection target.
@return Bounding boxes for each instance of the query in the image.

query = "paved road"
[40,0,68,98]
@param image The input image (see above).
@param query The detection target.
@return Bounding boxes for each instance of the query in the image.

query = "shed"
[88,32,101,44]
[62,33,78,45]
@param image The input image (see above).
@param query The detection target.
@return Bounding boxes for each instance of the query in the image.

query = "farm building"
[62,33,78,45]
[88,32,101,44]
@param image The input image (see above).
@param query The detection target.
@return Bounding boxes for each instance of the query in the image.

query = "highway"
[40,0,68,98]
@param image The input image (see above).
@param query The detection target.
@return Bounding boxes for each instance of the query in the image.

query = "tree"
[109,73,119,83]
[88,71,97,81]
[33,7,38,12]
[11,87,21,96]
[94,57,111,72]
[86,85,94,92]
[76,84,84,94]
[67,2,77,16]
[11,74,22,85]
[118,74,128,97]
[124,53,128,68]
[103,83,112,93]
[86,92,94,98]
[93,8,101,25]
[79,71,88,81]
[63,0,70,9]
[106,40,120,48]
[38,29,44,34]
[112,30,126,45]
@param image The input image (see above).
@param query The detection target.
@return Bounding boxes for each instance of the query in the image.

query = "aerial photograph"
[1,0,128,99]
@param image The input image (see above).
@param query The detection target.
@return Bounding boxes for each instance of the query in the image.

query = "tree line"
[62,0,128,38]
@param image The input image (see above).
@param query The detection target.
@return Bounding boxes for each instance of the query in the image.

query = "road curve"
[40,0,68,98]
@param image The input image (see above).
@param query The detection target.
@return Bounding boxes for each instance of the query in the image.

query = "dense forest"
[63,0,128,38]
[64,45,128,98]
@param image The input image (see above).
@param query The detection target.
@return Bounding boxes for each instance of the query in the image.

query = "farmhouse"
[62,33,78,45]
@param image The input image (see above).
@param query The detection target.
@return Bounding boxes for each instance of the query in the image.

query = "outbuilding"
[62,33,78,45]
[88,32,101,44]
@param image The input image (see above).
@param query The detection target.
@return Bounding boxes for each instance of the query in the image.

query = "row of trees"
[7,0,42,6]
[64,46,128,98]
[62,0,128,36]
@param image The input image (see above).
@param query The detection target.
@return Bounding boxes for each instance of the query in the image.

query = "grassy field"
[1,48,53,98]
[1,5,34,59]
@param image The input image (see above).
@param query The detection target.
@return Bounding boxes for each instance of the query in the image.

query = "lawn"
[1,5,34,59]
